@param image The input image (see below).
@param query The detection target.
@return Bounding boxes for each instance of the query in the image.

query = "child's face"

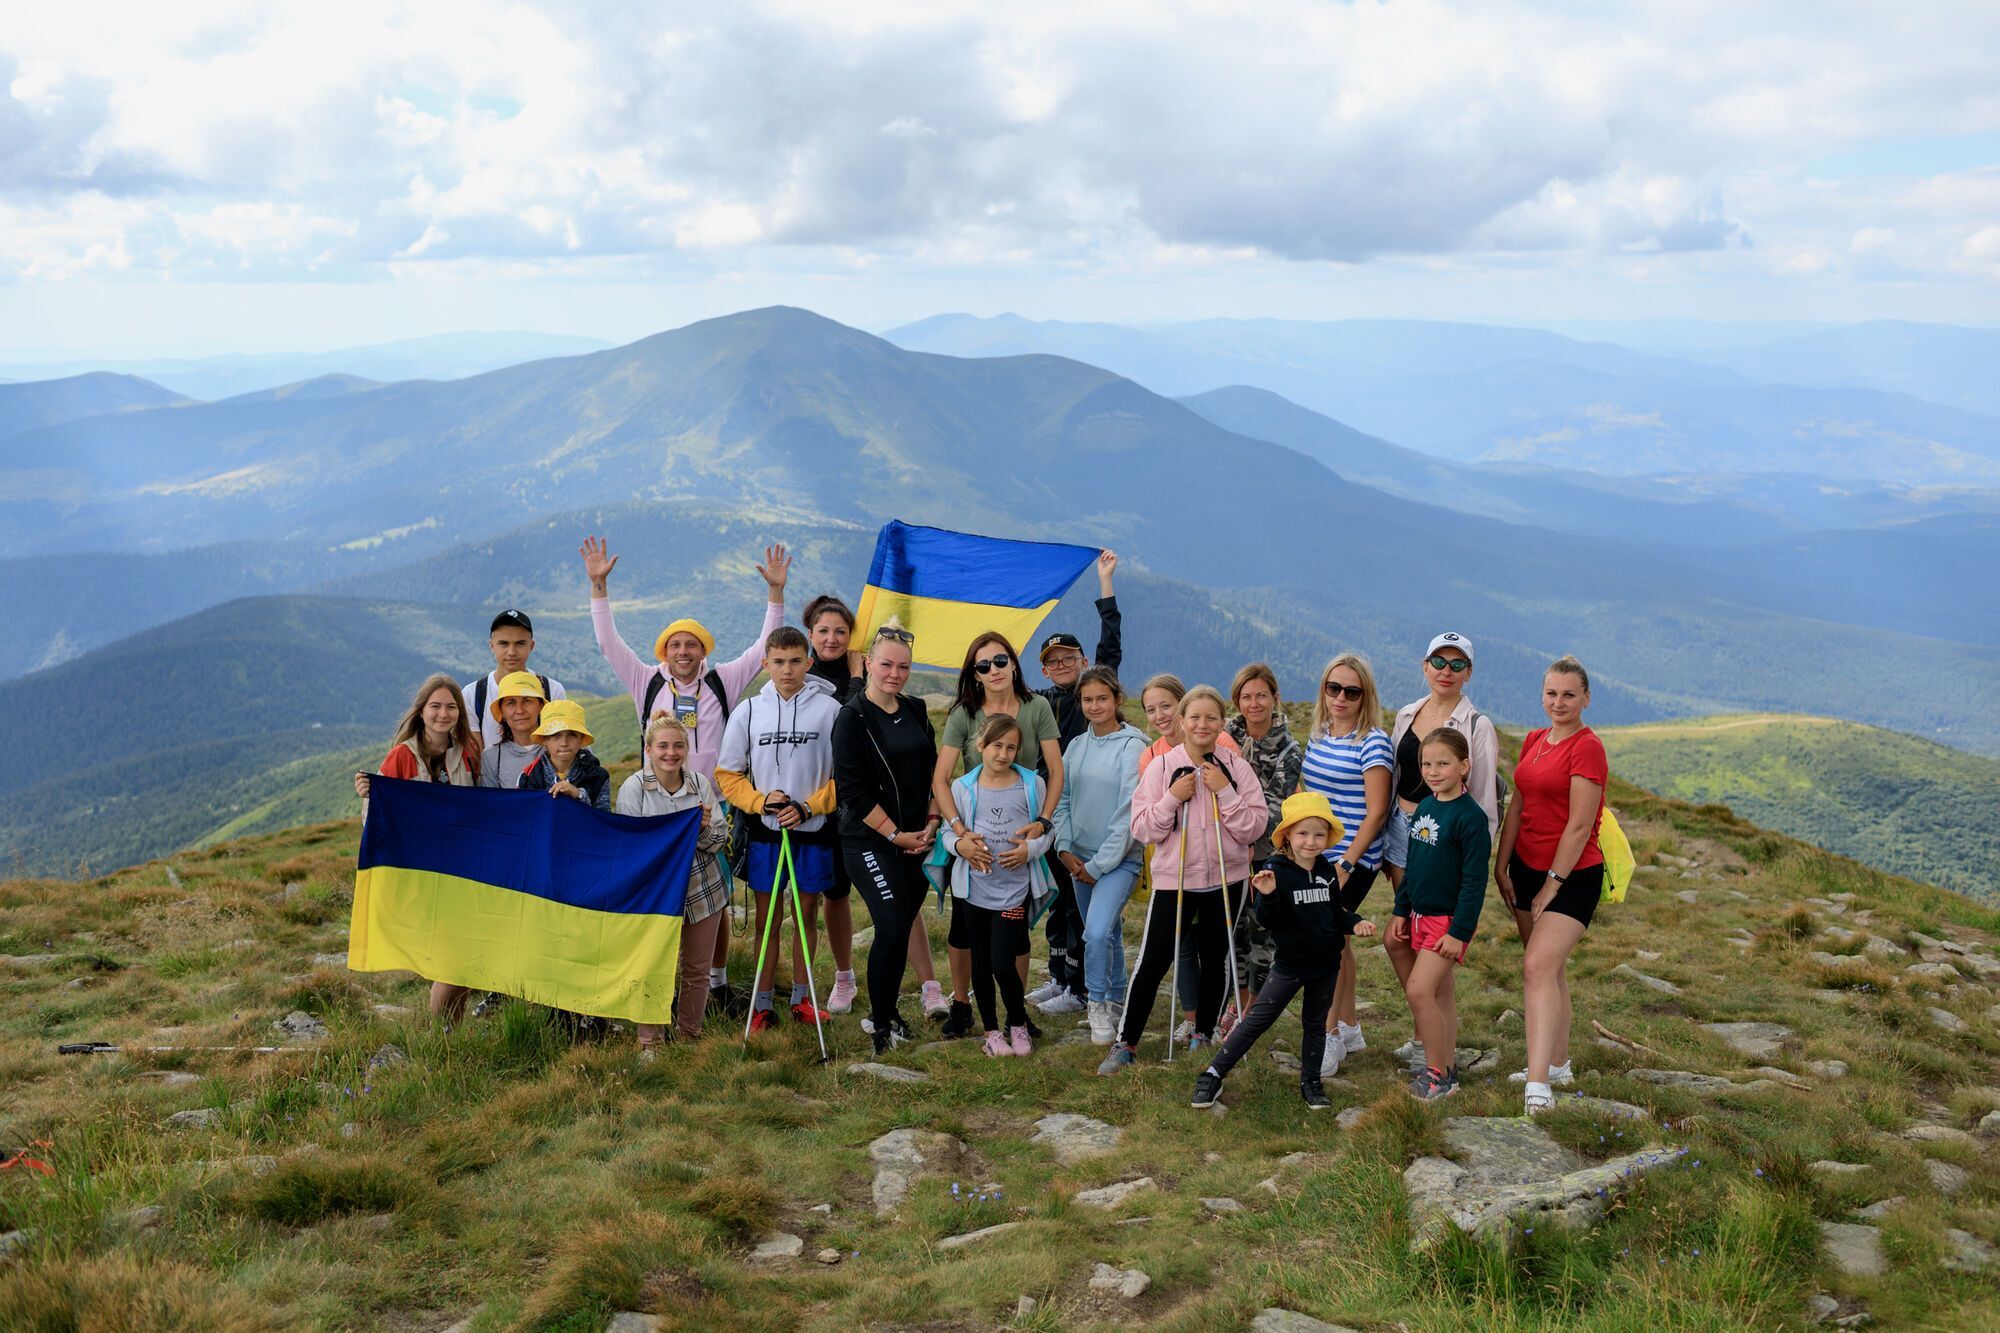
[765,645,810,695]
[1182,698,1224,747]
[1420,743,1469,794]
[1142,688,1179,737]
[490,628,533,675]
[1079,681,1118,728]
[500,695,543,742]
[647,729,687,775]
[421,688,460,737]
[1286,817,1332,859]
[979,732,1020,770]
[543,730,584,769]
[1235,678,1275,727]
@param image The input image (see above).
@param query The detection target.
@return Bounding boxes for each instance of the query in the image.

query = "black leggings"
[1208,963,1337,1081]
[846,840,932,1031]
[1118,883,1245,1046]
[963,899,1030,1030]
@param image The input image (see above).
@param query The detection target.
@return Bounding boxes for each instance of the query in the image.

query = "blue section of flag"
[359,778,697,917]
[864,520,1098,609]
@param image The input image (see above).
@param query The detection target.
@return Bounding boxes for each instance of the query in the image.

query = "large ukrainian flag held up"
[855,520,1099,669]
[350,778,699,1024]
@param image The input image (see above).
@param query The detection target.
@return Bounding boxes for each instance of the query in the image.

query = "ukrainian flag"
[855,520,1099,669]
[350,778,698,1024]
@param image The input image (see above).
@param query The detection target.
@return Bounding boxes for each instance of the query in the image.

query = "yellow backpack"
[1598,807,1635,904]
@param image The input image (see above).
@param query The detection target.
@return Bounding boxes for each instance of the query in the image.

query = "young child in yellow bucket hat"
[1188,791,1377,1113]
[478,671,548,789]
[520,699,612,810]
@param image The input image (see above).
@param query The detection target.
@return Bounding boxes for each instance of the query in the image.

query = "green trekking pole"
[778,829,831,1064]
[741,832,786,1044]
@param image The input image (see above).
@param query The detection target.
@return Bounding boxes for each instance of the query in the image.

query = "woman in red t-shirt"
[1493,656,1607,1115]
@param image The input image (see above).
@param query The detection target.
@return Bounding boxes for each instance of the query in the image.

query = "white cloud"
[0,0,1995,303]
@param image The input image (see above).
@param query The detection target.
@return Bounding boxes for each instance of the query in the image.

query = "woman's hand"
[1353,919,1379,938]
[354,772,371,799]
[1199,759,1230,794]
[1494,860,1517,910]
[1250,868,1277,895]
[1531,875,1559,919]
[1388,914,1411,944]
[958,832,994,873]
[1168,769,1199,802]
[997,836,1031,871]
[890,828,926,853]
[1433,933,1466,961]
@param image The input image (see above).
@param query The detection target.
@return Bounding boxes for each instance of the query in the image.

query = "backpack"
[1598,807,1635,904]
[471,672,550,727]
[642,666,730,728]
[1466,708,1511,824]
[642,667,746,878]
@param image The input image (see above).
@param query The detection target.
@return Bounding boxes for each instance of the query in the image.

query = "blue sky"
[2,1,1996,355]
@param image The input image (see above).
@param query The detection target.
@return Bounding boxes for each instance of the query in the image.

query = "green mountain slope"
[1601,714,2000,903]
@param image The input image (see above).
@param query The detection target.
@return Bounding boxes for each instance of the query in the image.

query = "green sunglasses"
[1426,654,1471,673]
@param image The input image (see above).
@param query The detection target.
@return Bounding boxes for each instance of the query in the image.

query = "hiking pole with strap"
[1210,787,1246,1034]
[778,829,830,1064]
[742,829,788,1044]
[1163,807,1189,1064]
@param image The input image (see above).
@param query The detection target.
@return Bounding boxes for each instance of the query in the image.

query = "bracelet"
[1548,871,1567,884]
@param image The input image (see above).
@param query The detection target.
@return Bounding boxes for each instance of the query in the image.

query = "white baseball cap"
[1425,631,1474,662]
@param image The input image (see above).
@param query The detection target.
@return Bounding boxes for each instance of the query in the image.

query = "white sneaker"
[1025,979,1063,1005]
[827,973,858,1014]
[1338,1022,1366,1054]
[1318,1041,1343,1078]
[1037,989,1085,1016]
[1508,1061,1575,1086]
[1173,1018,1196,1042]
[1087,1000,1116,1045]
[1525,1081,1556,1114]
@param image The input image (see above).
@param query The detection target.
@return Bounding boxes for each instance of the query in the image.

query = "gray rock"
[1628,1069,1780,1095]
[1200,1196,1243,1214]
[1852,1197,1905,1220]
[1635,949,1664,962]
[366,1044,407,1072]
[1925,1160,1972,1197]
[139,1070,202,1087]
[1910,930,1948,949]
[1444,1118,1585,1191]
[371,1003,414,1018]
[274,1010,329,1041]
[1862,935,1907,959]
[1808,952,1872,971]
[1905,962,1961,984]
[1676,890,1699,905]
[1270,1050,1302,1073]
[1074,1177,1155,1209]
[1926,1006,1967,1033]
[1944,1228,1997,1274]
[1560,1096,1653,1121]
[1901,1124,1979,1148]
[845,1062,930,1084]
[1820,927,1857,944]
[1806,1060,1850,1079]
[1809,1160,1872,1178]
[1278,1151,1312,1167]
[815,1246,842,1265]
[339,1122,359,1140]
[749,1232,804,1262]
[1015,1296,1038,1318]
[118,1205,163,1231]
[309,952,347,968]
[1700,1021,1792,1060]
[1977,1109,2000,1138]
[866,1128,967,1217]
[1249,1312,1360,1333]
[0,1229,30,1260]
[1256,1176,1281,1195]
[1029,1112,1122,1165]
[1392,1039,1495,1073]
[1495,1009,1519,1029]
[937,1221,1021,1250]
[604,1316,664,1333]
[1807,1292,1841,1323]
[1,953,61,966]
[1612,964,1682,995]
[1405,1124,1680,1251]
[1334,1107,1368,1130]
[1087,1262,1151,1299]
[165,1107,227,1130]
[1818,1221,1886,1278]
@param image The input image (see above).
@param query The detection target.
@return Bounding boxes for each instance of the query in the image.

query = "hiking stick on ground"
[1210,788,1245,1032]
[1164,810,1188,1064]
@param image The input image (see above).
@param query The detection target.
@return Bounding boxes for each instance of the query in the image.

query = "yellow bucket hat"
[652,617,716,661]
[531,699,594,746]
[489,671,549,721]
[1271,791,1345,851]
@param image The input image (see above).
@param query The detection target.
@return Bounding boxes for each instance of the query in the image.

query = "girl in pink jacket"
[1098,685,1269,1074]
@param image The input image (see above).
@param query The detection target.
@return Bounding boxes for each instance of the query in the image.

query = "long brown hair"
[391,674,477,762]
[954,631,1028,718]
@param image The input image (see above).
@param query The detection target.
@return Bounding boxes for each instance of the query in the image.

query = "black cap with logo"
[1038,632,1084,662]
[490,609,534,634]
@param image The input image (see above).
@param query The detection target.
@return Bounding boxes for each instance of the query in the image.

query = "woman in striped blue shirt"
[1298,652,1393,1077]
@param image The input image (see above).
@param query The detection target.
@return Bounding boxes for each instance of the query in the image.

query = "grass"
[1,747,1999,1329]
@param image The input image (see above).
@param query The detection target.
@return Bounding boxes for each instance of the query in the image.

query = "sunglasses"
[1323,682,1364,700]
[975,653,1012,673]
[1426,655,1471,673]
[873,626,915,645]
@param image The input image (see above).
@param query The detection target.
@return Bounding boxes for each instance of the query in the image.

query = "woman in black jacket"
[830,622,942,1055]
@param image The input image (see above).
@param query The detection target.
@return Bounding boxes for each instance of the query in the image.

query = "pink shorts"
[1411,914,1468,965]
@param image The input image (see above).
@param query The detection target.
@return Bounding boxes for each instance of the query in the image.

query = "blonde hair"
[644,715,690,747]
[1178,684,1228,721]
[1548,655,1591,691]
[1140,673,1186,706]
[1311,652,1382,741]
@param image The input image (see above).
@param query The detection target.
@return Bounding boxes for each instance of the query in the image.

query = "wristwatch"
[1335,858,1357,875]
[1548,871,1567,884]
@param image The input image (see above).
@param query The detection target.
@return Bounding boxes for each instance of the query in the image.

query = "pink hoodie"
[1130,743,1269,890]
[590,597,785,782]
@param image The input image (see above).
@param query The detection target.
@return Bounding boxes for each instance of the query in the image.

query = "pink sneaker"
[827,973,858,1014]
[983,1030,1011,1057]
[1007,1024,1032,1056]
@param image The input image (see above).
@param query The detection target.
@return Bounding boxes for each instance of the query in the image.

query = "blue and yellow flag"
[350,778,698,1024]
[855,520,1099,669]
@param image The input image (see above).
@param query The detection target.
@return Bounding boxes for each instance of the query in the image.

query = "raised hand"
[580,535,619,594]
[1250,868,1276,895]
[756,543,791,599]
[1097,549,1118,594]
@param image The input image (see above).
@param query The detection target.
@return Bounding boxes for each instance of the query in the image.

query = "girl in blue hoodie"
[1052,668,1149,1045]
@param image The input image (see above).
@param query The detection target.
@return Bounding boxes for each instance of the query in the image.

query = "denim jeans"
[1071,857,1141,1004]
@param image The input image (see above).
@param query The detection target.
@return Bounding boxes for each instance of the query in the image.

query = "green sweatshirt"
[1393,791,1491,942]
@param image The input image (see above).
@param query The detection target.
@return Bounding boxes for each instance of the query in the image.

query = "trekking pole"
[59,1042,310,1056]
[1210,788,1245,1032]
[779,829,831,1064]
[742,832,787,1044]
[1163,809,1189,1065]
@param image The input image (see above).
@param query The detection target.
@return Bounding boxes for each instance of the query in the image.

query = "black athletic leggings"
[846,839,932,1032]
[1117,883,1245,1046]
[963,899,1031,1030]
[1208,962,1337,1081]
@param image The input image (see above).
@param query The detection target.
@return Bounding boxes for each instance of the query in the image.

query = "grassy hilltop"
[3,739,2000,1329]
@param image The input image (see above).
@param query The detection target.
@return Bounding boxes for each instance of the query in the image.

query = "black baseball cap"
[1038,632,1084,661]
[490,609,534,634]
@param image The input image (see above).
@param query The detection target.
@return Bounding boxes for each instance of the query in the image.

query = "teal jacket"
[925,764,1056,923]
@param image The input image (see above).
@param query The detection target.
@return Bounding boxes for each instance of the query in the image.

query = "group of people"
[356,537,1612,1116]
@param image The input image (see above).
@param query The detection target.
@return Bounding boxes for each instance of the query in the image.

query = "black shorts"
[1508,855,1600,928]
[824,842,852,901]
[947,887,969,949]
[1338,864,1380,913]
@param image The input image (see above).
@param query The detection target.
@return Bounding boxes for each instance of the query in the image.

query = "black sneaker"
[708,983,750,1019]
[1300,1079,1332,1111]
[939,1000,973,1039]
[471,992,502,1018]
[1190,1070,1224,1108]
[871,1022,908,1056]
[1023,1015,1044,1040]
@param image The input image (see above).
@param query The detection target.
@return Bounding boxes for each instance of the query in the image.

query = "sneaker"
[827,974,858,1014]
[1318,1041,1343,1079]
[983,1030,1011,1057]
[1525,1086,1556,1115]
[1300,1079,1332,1111]
[1407,1066,1455,1102]
[859,1011,911,1040]
[1508,1061,1575,1086]
[1337,1022,1366,1054]
[871,1023,908,1056]
[1173,1018,1196,1042]
[939,1000,973,1039]
[1190,1070,1224,1108]
[1186,1032,1209,1053]
[791,1000,833,1025]
[1023,1016,1044,1040]
[472,992,503,1019]
[921,980,950,1020]
[1097,1043,1136,1076]
[1087,1000,1116,1046]
[1025,978,1063,1005]
[1036,988,1085,1016]
[749,1008,779,1033]
[709,983,750,1019]
[1008,1024,1032,1056]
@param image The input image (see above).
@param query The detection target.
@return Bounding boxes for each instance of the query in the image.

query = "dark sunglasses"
[1426,655,1471,673]
[1323,682,1364,700]
[872,626,915,645]
[975,653,1012,673]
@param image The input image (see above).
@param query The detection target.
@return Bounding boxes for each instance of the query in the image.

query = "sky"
[2,0,1997,356]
